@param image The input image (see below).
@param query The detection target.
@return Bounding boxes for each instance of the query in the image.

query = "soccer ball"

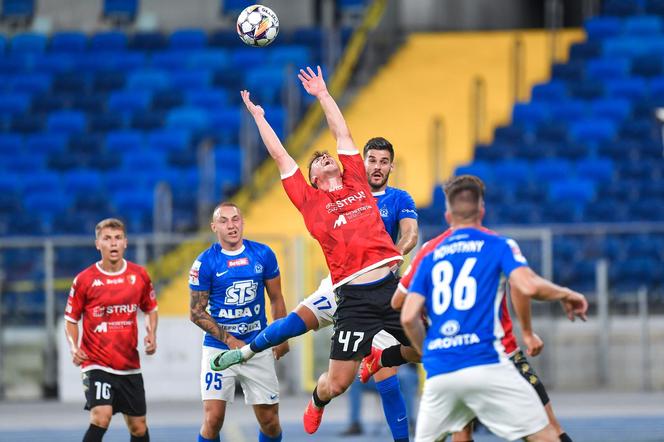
[236,4,279,47]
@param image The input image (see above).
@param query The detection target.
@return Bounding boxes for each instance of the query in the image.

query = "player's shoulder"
[243,239,275,256]
[386,186,414,199]
[195,243,220,263]
[74,263,100,285]
[125,260,151,280]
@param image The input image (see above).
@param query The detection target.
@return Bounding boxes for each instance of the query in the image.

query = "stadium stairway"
[156,29,583,315]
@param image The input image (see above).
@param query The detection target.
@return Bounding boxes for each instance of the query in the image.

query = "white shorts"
[298,275,400,349]
[200,346,279,405]
[415,359,548,442]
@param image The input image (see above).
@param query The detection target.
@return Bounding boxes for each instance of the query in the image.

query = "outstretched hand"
[298,65,328,97]
[241,90,265,118]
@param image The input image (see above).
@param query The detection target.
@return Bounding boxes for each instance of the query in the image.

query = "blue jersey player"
[189,202,288,442]
[211,137,419,442]
[401,175,587,442]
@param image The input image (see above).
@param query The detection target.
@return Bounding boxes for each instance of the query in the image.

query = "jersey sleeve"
[280,167,314,210]
[189,253,213,292]
[338,151,367,185]
[500,237,529,277]
[397,190,418,221]
[64,274,86,323]
[408,253,433,298]
[139,268,158,313]
[262,246,280,280]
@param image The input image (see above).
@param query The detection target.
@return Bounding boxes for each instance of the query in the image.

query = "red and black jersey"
[281,150,402,288]
[65,260,158,374]
[400,227,519,355]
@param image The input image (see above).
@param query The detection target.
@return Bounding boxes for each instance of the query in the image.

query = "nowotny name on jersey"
[434,240,485,260]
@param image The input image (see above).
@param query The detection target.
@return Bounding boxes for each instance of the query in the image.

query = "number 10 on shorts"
[338,331,364,352]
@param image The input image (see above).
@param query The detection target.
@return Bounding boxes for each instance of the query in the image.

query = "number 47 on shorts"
[337,331,364,352]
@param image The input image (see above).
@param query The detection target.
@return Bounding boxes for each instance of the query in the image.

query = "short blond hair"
[95,218,126,239]
[211,202,242,222]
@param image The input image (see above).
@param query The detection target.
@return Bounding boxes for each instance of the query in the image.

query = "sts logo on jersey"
[224,280,258,306]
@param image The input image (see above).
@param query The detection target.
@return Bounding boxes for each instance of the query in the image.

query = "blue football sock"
[258,430,282,441]
[376,375,410,442]
[198,434,220,442]
[250,312,307,353]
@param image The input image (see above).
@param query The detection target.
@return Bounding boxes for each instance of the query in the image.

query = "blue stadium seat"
[568,80,603,100]
[0,133,21,155]
[624,15,662,35]
[577,158,615,183]
[536,124,569,144]
[149,89,183,111]
[585,199,629,222]
[269,46,311,67]
[569,42,602,61]
[122,150,166,171]
[220,0,253,14]
[552,61,585,82]
[93,70,126,92]
[129,32,166,51]
[106,130,144,153]
[569,118,617,146]
[90,31,127,51]
[548,179,596,204]
[186,88,228,110]
[53,72,90,94]
[263,105,286,139]
[493,125,526,144]
[67,133,103,155]
[245,67,286,105]
[10,113,43,133]
[589,98,632,121]
[584,16,623,40]
[611,258,659,290]
[63,170,103,195]
[166,106,210,132]
[103,0,138,23]
[127,69,171,91]
[620,118,654,141]
[9,73,51,93]
[130,111,164,130]
[531,82,567,102]
[208,107,242,143]
[89,113,125,132]
[108,90,152,114]
[474,143,514,162]
[606,77,647,100]
[25,133,68,154]
[454,161,494,184]
[71,94,105,113]
[549,100,587,123]
[151,50,188,71]
[492,160,531,188]
[0,92,29,116]
[215,145,243,186]
[533,158,572,182]
[633,197,664,220]
[1,0,35,22]
[11,32,46,53]
[46,111,87,135]
[169,29,208,49]
[231,48,264,67]
[113,190,154,212]
[147,129,195,152]
[209,30,240,47]
[23,190,70,215]
[188,49,230,70]
[50,31,88,52]
[587,58,631,81]
[170,70,212,91]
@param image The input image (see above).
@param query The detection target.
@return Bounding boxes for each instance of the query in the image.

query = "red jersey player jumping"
[64,218,158,442]
[239,66,418,438]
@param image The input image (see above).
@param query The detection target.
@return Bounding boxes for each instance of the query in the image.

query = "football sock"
[559,433,573,442]
[258,430,282,441]
[197,434,220,442]
[130,428,149,441]
[376,375,409,442]
[82,424,107,442]
[381,345,408,367]
[249,312,307,353]
[312,386,330,409]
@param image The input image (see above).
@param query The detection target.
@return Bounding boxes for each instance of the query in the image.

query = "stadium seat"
[90,31,128,51]
[170,70,212,91]
[53,72,90,94]
[602,0,643,16]
[166,106,210,132]
[186,88,229,110]
[10,32,46,53]
[102,0,139,24]
[93,70,126,92]
[50,31,88,52]
[568,80,604,100]
[209,30,240,47]
[587,58,631,81]
[569,118,617,146]
[548,179,596,204]
[146,128,191,151]
[25,133,68,154]
[549,100,587,124]
[46,111,87,135]
[0,92,29,116]
[106,130,144,153]
[151,89,184,111]
[10,113,43,133]
[569,42,602,61]
[108,90,152,114]
[188,49,230,70]
[606,77,648,100]
[122,150,166,171]
[10,73,51,94]
[89,113,125,132]
[1,0,35,23]
[454,161,494,184]
[127,69,171,91]
[269,46,311,67]
[151,50,188,71]
[493,125,526,144]
[624,15,662,35]
[577,158,615,183]
[533,158,572,182]
[584,16,623,40]
[129,32,166,51]
[531,82,567,102]
[130,111,164,130]
[169,29,208,49]
[492,160,531,188]
[208,107,242,143]
[63,170,103,195]
[589,98,632,121]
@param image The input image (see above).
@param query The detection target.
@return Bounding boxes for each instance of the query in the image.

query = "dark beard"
[369,175,389,191]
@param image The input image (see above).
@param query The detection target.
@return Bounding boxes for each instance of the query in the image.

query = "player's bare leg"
[525,423,559,442]
[451,422,474,441]
[360,344,421,383]
[253,403,282,439]
[373,366,397,382]
[89,405,112,429]
[200,400,227,440]
[304,359,360,434]
[124,414,149,439]
[212,304,320,371]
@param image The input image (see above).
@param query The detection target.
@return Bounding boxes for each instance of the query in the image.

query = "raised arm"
[299,66,355,152]
[241,90,297,175]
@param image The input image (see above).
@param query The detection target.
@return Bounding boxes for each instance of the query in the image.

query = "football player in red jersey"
[64,218,158,442]
[240,66,418,438]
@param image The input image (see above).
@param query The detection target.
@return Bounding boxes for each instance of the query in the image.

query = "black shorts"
[331,273,410,361]
[82,369,147,416]
[510,350,550,406]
